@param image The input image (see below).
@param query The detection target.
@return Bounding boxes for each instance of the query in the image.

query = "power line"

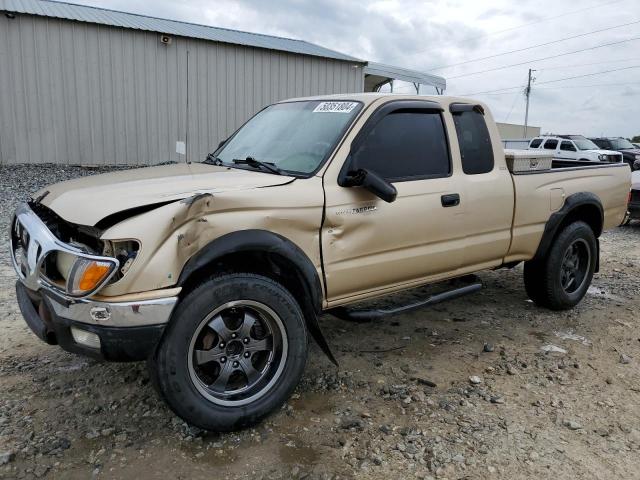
[385,0,624,63]
[478,82,639,95]
[536,57,640,70]
[447,36,640,80]
[458,65,640,95]
[429,20,640,71]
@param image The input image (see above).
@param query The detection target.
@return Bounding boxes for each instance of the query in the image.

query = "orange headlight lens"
[67,259,115,296]
[78,261,112,290]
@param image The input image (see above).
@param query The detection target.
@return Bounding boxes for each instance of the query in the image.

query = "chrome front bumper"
[47,290,178,327]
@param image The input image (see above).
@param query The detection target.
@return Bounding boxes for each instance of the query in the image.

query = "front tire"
[523,221,597,310]
[149,273,308,431]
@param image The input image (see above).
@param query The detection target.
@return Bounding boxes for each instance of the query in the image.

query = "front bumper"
[16,282,177,361]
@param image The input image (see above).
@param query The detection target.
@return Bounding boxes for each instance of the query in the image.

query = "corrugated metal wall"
[496,122,541,140]
[0,14,364,165]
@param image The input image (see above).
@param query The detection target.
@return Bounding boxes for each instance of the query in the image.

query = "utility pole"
[523,68,535,137]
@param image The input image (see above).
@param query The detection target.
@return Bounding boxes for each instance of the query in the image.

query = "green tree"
[632,135,640,143]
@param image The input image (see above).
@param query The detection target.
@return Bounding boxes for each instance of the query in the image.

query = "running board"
[329,282,482,323]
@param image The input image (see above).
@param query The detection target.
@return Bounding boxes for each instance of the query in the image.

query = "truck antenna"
[185,49,190,164]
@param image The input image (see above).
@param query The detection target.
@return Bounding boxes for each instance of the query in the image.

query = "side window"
[560,141,576,151]
[543,139,558,150]
[529,138,543,148]
[452,110,494,174]
[351,111,451,181]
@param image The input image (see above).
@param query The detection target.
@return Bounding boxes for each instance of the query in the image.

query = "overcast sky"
[62,0,639,138]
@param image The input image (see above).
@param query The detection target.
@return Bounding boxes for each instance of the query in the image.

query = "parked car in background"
[529,135,623,163]
[589,137,640,170]
[624,170,640,225]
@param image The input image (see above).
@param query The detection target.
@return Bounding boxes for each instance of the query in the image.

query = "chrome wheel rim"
[188,300,287,406]
[559,239,591,294]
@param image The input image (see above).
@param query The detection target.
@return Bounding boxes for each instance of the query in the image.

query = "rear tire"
[523,221,596,310]
[149,273,308,431]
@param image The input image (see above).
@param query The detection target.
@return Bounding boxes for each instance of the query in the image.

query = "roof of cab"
[276,93,482,107]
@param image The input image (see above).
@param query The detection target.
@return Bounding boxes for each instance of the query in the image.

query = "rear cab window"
[450,104,494,174]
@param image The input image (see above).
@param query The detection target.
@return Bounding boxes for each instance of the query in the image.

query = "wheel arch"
[533,192,603,264]
[176,230,337,365]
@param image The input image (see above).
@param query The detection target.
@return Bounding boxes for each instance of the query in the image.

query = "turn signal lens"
[79,262,111,290]
[67,259,115,296]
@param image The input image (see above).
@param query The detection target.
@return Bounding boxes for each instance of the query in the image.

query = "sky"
[60,0,640,138]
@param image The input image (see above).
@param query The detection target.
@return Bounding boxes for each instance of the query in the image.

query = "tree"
[632,135,640,143]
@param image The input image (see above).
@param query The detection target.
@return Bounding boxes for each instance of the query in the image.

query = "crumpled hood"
[36,163,294,226]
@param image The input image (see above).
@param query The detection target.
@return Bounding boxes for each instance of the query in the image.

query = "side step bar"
[329,282,482,323]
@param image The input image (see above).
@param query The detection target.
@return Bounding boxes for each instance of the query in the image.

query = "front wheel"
[149,273,308,431]
[523,221,597,310]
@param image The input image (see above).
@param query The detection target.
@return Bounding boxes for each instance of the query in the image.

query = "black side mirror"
[217,138,228,149]
[344,168,397,203]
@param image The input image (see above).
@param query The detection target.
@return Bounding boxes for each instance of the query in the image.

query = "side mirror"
[217,138,228,149]
[344,168,397,203]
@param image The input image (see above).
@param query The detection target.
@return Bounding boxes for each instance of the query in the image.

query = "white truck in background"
[528,135,623,164]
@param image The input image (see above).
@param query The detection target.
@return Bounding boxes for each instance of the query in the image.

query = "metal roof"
[0,0,365,63]
[364,61,446,91]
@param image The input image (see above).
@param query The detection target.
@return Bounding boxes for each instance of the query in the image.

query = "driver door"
[321,100,467,304]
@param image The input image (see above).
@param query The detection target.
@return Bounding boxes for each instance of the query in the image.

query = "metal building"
[0,0,446,166]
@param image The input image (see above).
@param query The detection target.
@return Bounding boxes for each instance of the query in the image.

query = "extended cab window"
[452,109,494,174]
[351,111,450,181]
[560,141,576,151]
[529,138,543,148]
[543,139,558,149]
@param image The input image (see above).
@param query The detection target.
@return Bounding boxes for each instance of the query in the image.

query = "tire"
[523,221,597,310]
[149,273,308,431]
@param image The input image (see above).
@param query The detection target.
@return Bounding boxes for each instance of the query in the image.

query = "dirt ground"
[1,166,639,480]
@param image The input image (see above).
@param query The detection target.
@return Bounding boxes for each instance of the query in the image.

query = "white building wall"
[0,14,364,165]
[496,122,541,140]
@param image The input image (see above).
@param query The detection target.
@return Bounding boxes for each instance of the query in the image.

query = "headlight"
[635,154,640,161]
[598,154,606,161]
[67,258,117,296]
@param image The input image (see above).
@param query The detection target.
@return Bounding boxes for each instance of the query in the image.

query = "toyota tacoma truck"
[11,94,631,431]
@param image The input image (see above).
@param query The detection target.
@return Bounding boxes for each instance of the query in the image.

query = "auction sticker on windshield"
[313,101,359,113]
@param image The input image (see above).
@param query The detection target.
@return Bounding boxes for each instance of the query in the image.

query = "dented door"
[321,177,466,303]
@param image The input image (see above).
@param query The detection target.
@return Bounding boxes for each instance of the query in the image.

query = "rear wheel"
[523,221,596,310]
[149,273,308,431]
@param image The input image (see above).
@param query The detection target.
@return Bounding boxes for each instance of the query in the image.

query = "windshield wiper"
[204,152,224,165]
[232,156,284,175]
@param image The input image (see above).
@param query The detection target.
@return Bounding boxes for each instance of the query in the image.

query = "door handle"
[441,193,460,207]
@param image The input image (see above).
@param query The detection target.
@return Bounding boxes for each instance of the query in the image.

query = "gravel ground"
[1,164,639,480]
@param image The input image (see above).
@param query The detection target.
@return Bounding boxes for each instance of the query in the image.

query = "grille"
[631,190,640,203]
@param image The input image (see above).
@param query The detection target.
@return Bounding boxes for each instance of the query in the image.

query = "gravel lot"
[1,164,639,480]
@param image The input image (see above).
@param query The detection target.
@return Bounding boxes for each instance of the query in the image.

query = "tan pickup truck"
[11,94,630,431]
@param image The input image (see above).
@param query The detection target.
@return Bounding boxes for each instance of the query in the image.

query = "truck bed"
[505,161,630,263]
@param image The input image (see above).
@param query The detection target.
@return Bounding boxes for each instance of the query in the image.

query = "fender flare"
[176,230,338,366]
[532,192,603,263]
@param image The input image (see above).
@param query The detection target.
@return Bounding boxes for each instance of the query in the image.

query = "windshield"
[213,100,363,175]
[609,138,635,149]
[567,136,599,150]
